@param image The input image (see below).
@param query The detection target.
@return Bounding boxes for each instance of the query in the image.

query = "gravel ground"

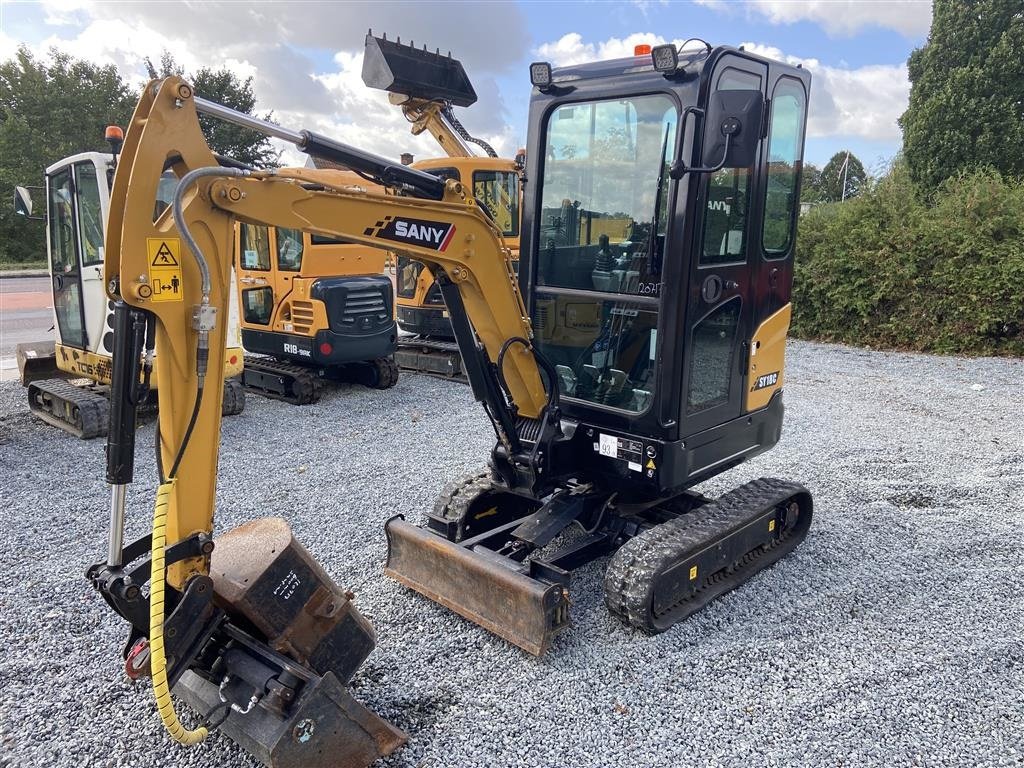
[1,339,1021,767]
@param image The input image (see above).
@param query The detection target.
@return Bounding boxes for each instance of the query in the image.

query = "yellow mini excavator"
[91,35,812,765]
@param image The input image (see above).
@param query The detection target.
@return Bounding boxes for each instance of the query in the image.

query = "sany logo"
[394,220,446,243]
[364,215,456,251]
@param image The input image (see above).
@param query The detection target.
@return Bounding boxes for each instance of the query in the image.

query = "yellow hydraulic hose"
[149,480,208,745]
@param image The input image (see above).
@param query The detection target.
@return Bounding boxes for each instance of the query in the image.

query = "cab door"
[680,54,768,434]
[46,165,87,350]
[71,159,109,355]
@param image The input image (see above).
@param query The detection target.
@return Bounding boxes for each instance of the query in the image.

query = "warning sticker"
[147,238,183,303]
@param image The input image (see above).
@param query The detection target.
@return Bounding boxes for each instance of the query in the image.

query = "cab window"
[276,227,304,271]
[239,223,271,270]
[473,170,520,238]
[700,68,761,266]
[537,94,678,297]
[762,78,807,256]
[74,162,104,265]
[396,256,424,299]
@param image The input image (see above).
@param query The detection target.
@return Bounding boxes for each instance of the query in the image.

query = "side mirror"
[14,186,35,217]
[701,89,764,169]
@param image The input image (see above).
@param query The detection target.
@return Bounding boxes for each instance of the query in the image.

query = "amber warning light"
[105,125,124,142]
[634,44,652,56]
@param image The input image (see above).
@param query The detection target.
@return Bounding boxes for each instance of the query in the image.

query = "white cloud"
[5,2,526,167]
[740,42,908,141]
[534,32,908,145]
[536,32,709,67]
[697,0,932,37]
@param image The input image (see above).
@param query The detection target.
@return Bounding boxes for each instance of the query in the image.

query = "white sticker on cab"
[598,433,617,458]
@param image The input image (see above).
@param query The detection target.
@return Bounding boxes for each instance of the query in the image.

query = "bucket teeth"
[384,517,569,655]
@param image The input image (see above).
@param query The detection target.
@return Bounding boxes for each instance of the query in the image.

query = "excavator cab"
[385,44,814,654]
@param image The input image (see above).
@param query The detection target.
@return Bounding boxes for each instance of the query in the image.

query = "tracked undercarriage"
[242,355,399,405]
[394,335,467,381]
[27,376,245,439]
[387,469,812,654]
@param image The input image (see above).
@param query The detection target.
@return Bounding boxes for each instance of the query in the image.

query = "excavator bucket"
[362,32,478,107]
[175,518,406,768]
[384,517,569,656]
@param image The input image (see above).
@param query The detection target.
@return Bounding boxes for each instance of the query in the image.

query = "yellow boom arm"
[104,78,548,585]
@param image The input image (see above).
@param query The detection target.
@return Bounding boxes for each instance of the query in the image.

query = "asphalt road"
[0,276,53,379]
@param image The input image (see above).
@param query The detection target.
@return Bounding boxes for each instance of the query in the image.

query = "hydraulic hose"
[170,165,250,303]
[148,479,208,745]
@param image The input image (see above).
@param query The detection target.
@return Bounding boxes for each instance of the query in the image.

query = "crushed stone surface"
[0,340,1021,767]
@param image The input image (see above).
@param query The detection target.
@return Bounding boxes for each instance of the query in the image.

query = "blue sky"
[0,1,932,171]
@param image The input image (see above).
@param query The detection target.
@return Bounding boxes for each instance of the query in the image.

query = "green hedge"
[792,164,1024,355]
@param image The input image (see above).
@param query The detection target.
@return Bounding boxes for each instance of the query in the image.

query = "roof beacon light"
[634,44,652,56]
[105,125,124,142]
[651,44,679,73]
[529,61,552,89]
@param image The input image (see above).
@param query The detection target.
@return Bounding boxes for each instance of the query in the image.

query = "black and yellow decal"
[364,215,456,252]
[751,371,780,391]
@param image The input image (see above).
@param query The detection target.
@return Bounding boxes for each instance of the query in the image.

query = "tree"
[800,163,824,204]
[0,47,136,263]
[899,0,1024,192]
[819,151,867,202]
[147,52,278,168]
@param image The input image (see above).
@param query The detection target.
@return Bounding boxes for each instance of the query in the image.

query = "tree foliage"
[899,0,1024,191]
[800,163,823,204]
[818,150,868,202]
[0,47,135,263]
[148,52,279,168]
[793,160,1024,355]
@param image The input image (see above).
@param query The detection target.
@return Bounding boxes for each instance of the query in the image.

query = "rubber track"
[241,358,321,405]
[395,338,467,383]
[365,357,400,390]
[432,468,493,541]
[220,377,246,416]
[27,378,109,439]
[604,477,811,633]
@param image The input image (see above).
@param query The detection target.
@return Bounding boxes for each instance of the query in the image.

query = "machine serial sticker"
[752,371,779,390]
[147,238,183,303]
[597,434,644,465]
[364,215,456,252]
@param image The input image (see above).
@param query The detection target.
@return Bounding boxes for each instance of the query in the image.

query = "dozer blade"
[362,32,477,107]
[384,517,569,656]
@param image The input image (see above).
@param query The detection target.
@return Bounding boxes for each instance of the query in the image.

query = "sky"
[0,0,933,173]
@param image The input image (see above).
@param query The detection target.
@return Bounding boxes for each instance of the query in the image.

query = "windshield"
[537,94,677,297]
[533,94,677,415]
[473,170,520,238]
